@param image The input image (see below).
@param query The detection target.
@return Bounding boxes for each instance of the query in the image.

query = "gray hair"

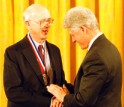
[23,4,49,21]
[63,6,99,30]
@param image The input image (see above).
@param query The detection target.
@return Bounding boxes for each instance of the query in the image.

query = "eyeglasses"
[30,18,54,27]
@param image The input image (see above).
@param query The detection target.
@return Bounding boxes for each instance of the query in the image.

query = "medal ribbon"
[27,34,46,73]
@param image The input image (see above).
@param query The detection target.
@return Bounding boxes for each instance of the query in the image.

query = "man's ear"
[80,26,86,32]
[25,21,30,30]
[25,21,30,26]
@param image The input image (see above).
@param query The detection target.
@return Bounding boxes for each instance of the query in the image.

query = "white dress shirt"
[33,40,52,73]
[88,32,103,50]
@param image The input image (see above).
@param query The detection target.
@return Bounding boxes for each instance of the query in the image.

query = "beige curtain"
[0,0,124,106]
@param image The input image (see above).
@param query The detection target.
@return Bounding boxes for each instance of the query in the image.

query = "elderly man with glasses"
[3,4,72,107]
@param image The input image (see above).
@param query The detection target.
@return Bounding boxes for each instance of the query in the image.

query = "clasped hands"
[47,84,69,107]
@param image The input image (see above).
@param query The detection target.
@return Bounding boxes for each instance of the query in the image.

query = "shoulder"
[46,41,60,51]
[5,36,29,55]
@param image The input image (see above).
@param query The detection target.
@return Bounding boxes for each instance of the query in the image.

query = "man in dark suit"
[47,6,122,107]
[3,4,72,107]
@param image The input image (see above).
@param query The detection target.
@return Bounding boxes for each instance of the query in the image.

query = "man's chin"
[41,35,48,40]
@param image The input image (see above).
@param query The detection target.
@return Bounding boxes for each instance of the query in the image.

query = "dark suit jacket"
[64,34,122,107]
[4,36,67,107]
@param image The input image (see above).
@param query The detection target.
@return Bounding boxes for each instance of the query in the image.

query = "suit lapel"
[20,36,44,84]
[46,41,61,84]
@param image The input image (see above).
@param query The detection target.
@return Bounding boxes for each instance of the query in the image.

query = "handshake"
[47,84,69,107]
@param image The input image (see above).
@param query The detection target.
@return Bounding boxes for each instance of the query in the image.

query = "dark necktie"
[38,45,45,65]
[38,45,49,85]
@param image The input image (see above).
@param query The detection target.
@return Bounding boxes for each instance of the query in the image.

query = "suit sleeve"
[63,54,108,107]
[3,49,51,107]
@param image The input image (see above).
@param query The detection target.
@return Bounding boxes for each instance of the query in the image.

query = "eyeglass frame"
[29,18,54,27]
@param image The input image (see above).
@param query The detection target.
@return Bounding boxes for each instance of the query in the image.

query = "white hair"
[63,6,99,30]
[23,4,49,21]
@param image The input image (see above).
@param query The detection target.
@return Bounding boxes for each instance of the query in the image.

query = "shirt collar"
[33,40,46,50]
[88,32,103,50]
[28,32,46,50]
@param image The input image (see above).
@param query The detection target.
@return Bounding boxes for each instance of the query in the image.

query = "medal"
[43,73,48,85]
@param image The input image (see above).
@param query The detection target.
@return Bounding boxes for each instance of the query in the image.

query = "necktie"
[38,45,48,85]
[38,45,45,65]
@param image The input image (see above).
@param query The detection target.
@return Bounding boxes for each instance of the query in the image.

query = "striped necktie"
[38,45,45,65]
